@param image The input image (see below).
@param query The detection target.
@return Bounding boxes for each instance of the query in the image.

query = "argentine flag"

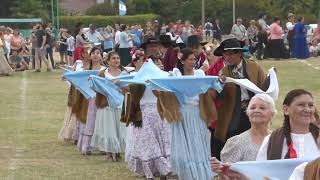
[119,0,126,16]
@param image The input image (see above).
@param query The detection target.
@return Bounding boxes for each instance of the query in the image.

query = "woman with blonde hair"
[247,20,259,54]
[0,30,13,75]
[102,25,114,53]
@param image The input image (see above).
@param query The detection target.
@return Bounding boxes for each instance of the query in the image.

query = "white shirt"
[231,24,247,41]
[66,36,75,51]
[74,60,84,71]
[256,132,320,161]
[286,22,295,31]
[115,30,121,45]
[85,31,101,44]
[166,32,178,41]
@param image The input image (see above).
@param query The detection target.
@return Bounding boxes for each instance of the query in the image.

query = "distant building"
[60,0,115,14]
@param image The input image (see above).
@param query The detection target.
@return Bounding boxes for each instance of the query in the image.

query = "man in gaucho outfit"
[212,38,270,160]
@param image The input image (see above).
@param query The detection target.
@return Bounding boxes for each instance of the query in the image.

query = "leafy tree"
[85,2,118,16]
[0,0,15,18]
[10,0,51,21]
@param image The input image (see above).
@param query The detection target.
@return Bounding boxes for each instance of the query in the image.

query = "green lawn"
[0,58,319,179]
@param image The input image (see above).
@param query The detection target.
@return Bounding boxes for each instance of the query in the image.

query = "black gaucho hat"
[159,35,175,46]
[141,37,159,50]
[213,38,244,56]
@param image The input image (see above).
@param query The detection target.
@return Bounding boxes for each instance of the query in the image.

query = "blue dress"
[170,68,213,180]
[292,22,309,59]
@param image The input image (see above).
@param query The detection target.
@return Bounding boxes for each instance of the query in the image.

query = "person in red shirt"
[159,35,177,72]
[207,44,226,156]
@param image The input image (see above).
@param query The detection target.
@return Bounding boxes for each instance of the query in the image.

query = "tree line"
[1,0,319,30]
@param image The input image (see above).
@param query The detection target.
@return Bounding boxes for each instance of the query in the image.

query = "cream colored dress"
[0,39,13,75]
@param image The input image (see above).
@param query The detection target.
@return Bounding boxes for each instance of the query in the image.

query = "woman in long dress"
[292,17,309,59]
[59,47,90,143]
[70,48,92,144]
[0,31,13,76]
[126,57,172,180]
[91,51,127,161]
[268,17,289,59]
[154,48,216,180]
[77,47,103,155]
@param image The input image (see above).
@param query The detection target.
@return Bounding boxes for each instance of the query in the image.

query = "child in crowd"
[66,31,75,66]
[309,39,320,57]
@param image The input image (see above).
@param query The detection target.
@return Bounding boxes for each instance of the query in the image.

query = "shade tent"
[0,18,42,23]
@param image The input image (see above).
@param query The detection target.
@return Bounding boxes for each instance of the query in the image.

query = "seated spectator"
[211,94,276,179]
[309,39,320,57]
[9,49,28,71]
[256,89,320,161]
[20,43,31,65]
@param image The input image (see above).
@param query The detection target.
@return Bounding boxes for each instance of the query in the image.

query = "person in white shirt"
[114,24,121,51]
[204,21,213,41]
[256,89,320,161]
[230,18,247,47]
[286,13,295,56]
[118,24,132,66]
[66,31,75,66]
[85,24,102,45]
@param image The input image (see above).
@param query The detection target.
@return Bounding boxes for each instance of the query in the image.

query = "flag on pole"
[119,0,127,16]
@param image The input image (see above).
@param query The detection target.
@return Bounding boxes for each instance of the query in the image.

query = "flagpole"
[202,0,205,27]
[51,0,55,27]
[233,0,235,24]
[57,0,60,29]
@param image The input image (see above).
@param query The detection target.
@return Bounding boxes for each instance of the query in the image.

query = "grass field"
[0,58,320,180]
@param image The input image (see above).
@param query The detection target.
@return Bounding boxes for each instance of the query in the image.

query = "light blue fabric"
[148,76,223,104]
[120,61,169,86]
[89,75,124,108]
[171,104,213,180]
[63,70,99,99]
[106,71,134,88]
[215,158,312,180]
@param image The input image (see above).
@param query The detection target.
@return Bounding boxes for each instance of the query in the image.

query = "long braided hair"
[282,89,319,158]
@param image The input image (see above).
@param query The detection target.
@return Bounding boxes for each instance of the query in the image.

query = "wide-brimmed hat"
[287,13,294,18]
[200,41,208,46]
[214,38,243,56]
[159,35,175,46]
[187,35,200,48]
[141,37,159,49]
